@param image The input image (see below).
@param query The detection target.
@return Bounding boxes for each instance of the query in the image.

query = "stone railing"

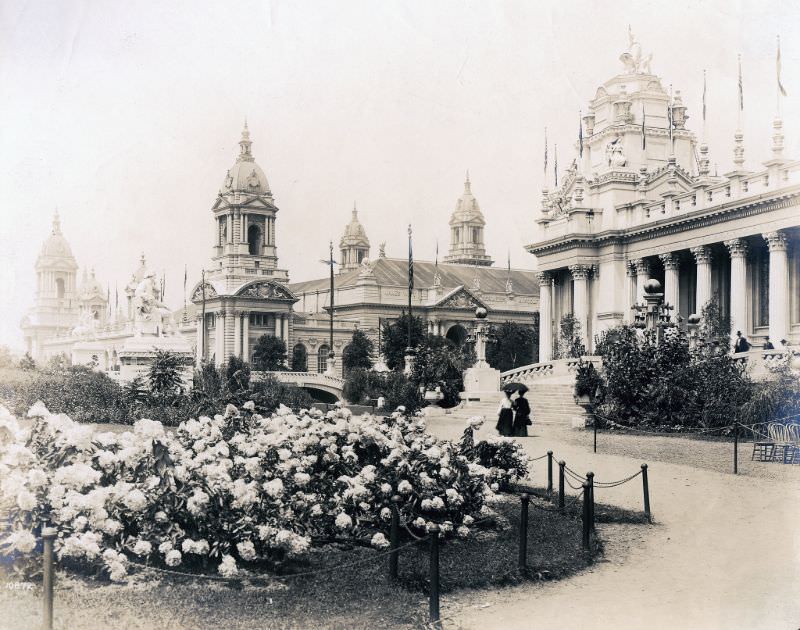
[253,370,345,393]
[500,356,604,385]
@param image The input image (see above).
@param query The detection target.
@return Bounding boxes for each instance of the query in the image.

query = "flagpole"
[702,69,707,142]
[329,240,334,353]
[407,225,413,351]
[200,269,206,363]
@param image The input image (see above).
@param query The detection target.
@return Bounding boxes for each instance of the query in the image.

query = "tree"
[251,334,287,371]
[555,314,586,359]
[148,350,187,398]
[18,353,36,371]
[224,355,251,393]
[342,329,374,372]
[193,361,223,397]
[290,344,308,372]
[486,321,537,373]
[699,295,731,355]
[380,313,425,371]
[411,335,471,407]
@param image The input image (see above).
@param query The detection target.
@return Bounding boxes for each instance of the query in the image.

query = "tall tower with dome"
[339,205,370,273]
[21,212,81,359]
[443,173,493,266]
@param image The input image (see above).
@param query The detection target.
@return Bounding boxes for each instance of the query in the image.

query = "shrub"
[486,321,538,372]
[342,329,374,373]
[573,360,602,400]
[248,374,315,413]
[411,335,471,408]
[380,313,426,371]
[224,356,251,393]
[555,314,585,359]
[148,350,189,398]
[290,344,308,372]
[251,335,287,371]
[342,367,371,404]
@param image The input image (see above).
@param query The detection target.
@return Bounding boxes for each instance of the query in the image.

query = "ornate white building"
[530,36,800,359]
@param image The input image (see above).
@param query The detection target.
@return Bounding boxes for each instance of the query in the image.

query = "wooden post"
[389,495,400,582]
[428,524,441,628]
[42,527,57,630]
[581,483,591,550]
[546,451,553,495]
[518,494,529,572]
[586,471,595,531]
[733,423,739,475]
[558,460,565,511]
[641,464,651,522]
[593,413,598,453]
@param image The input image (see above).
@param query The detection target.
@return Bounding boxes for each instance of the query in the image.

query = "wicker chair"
[751,422,777,462]
[784,423,800,464]
[768,423,794,463]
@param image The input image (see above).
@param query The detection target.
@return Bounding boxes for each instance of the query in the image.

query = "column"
[226,215,233,244]
[764,231,789,346]
[691,246,713,313]
[537,271,553,362]
[215,310,224,366]
[569,265,590,351]
[725,239,749,343]
[195,316,203,365]
[233,311,242,358]
[281,312,288,341]
[634,258,651,304]
[274,313,282,339]
[624,261,637,323]
[659,253,681,315]
[242,312,250,363]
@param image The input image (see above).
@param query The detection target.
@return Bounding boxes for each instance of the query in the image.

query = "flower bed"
[0,403,529,582]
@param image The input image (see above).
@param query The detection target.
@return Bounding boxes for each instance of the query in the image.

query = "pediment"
[433,285,488,310]
[235,280,296,301]
[190,281,218,302]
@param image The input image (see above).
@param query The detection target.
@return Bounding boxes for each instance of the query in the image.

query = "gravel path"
[426,415,800,630]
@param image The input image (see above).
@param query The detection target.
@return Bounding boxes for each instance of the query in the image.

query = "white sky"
[2,0,799,350]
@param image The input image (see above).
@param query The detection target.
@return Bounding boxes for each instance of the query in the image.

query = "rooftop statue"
[133,271,173,335]
[619,26,653,75]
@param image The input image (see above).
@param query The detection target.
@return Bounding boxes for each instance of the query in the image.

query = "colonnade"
[196,310,290,366]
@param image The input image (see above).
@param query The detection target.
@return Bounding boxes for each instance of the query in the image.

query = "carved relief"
[440,289,483,310]
[238,281,294,300]
[191,282,218,301]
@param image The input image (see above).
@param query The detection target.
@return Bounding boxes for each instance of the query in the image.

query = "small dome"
[220,122,271,195]
[449,172,485,226]
[38,212,77,262]
[340,206,370,248]
[79,268,106,301]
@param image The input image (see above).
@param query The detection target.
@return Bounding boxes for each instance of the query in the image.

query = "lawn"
[0,492,647,630]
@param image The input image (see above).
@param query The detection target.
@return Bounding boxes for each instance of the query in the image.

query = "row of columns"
[196,310,290,366]
[218,213,274,247]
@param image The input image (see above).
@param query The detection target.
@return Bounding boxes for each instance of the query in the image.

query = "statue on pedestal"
[619,26,653,74]
[133,272,173,335]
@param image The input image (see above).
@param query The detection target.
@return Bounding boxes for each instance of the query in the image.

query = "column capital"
[690,245,713,265]
[536,271,553,285]
[724,238,749,259]
[763,231,788,252]
[633,258,651,275]
[625,259,637,277]
[658,252,681,270]
[568,264,591,280]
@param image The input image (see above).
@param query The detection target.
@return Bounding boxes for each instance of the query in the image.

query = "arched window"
[317,344,330,373]
[248,225,261,255]
[291,343,308,372]
[55,278,65,299]
[445,324,468,346]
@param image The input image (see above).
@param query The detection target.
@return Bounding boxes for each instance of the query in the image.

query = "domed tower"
[78,267,108,324]
[443,173,493,266]
[210,122,289,290]
[339,204,370,272]
[21,212,81,359]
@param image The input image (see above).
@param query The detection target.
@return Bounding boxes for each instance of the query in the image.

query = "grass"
[0,493,649,630]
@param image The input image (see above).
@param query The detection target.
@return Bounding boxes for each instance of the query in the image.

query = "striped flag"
[554,144,558,188]
[407,225,414,291]
[738,54,744,111]
[543,127,548,177]
[667,86,674,143]
[641,102,646,150]
[777,36,788,97]
[578,112,583,158]
[702,69,707,122]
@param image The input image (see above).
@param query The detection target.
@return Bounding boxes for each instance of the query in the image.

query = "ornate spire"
[464,170,471,194]
[772,117,784,159]
[238,119,253,162]
[698,141,710,178]
[52,210,61,235]
[733,129,745,169]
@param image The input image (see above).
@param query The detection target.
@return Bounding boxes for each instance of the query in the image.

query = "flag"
[543,127,548,177]
[777,36,788,97]
[408,225,414,291]
[738,54,744,111]
[667,87,674,143]
[578,112,583,158]
[702,69,707,123]
[554,144,558,187]
[507,250,511,273]
[183,265,187,293]
[641,102,646,150]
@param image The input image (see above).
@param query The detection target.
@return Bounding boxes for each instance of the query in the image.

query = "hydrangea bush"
[0,402,528,581]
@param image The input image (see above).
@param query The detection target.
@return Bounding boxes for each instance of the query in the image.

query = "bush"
[252,335,287,371]
[342,367,372,404]
[380,313,426,371]
[224,356,251,393]
[248,374,315,413]
[555,314,585,359]
[290,344,308,372]
[411,335,471,408]
[148,350,190,398]
[342,329,374,372]
[486,321,538,372]
[573,360,602,400]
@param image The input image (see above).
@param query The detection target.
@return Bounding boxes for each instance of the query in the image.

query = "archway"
[445,324,468,346]
[248,225,262,255]
[317,344,330,373]
[291,343,308,372]
[55,278,65,299]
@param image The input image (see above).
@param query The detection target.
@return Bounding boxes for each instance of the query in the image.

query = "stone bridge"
[255,371,345,401]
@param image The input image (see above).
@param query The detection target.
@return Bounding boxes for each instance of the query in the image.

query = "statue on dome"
[606,138,627,168]
[132,272,173,335]
[619,26,653,75]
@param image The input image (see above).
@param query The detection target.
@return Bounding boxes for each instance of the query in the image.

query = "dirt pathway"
[427,416,800,630]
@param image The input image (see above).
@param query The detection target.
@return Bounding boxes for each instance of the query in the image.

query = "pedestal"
[324,355,337,376]
[460,364,501,404]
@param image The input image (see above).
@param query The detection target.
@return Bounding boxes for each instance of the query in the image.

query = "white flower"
[165,549,182,566]
[310,504,323,517]
[16,490,37,511]
[133,418,166,440]
[218,554,238,577]
[457,526,470,538]
[371,533,390,549]
[182,539,210,555]
[102,519,123,535]
[108,561,127,582]
[158,541,174,554]
[380,483,392,495]
[187,489,210,515]
[430,497,445,511]
[468,416,485,429]
[4,530,36,554]
[263,478,284,498]
[397,480,413,495]
[53,463,101,490]
[27,401,50,418]
[439,467,452,480]
[224,404,239,418]
[133,540,152,556]
[335,513,353,529]
[293,472,311,487]
[243,401,255,411]
[463,515,474,526]
[413,517,426,529]
[236,540,257,561]
[123,489,148,512]
[380,507,392,521]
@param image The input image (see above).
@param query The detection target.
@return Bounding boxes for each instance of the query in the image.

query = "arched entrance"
[317,344,330,373]
[445,324,468,346]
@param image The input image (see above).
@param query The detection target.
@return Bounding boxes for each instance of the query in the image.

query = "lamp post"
[320,241,337,375]
[631,279,676,340]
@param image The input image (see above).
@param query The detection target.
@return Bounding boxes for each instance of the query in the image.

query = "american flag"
[777,37,788,97]
[543,127,548,177]
[408,225,413,291]
[578,112,583,158]
[738,54,744,111]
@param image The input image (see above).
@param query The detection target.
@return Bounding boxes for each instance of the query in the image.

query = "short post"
[546,451,553,495]
[581,483,591,550]
[733,422,739,475]
[42,526,57,630]
[428,524,441,628]
[518,494,529,572]
[586,472,595,531]
[558,460,565,511]
[641,464,651,522]
[389,495,400,582]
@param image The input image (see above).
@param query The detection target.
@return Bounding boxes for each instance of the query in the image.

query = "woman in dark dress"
[496,390,514,436]
[512,392,531,437]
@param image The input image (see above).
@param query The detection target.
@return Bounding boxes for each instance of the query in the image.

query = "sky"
[2,0,799,350]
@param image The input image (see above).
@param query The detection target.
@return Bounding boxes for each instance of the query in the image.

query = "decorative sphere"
[687,314,701,325]
[643,279,663,294]
[475,307,488,319]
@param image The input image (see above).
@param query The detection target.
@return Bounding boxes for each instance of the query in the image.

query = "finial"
[140,252,146,266]
[239,120,253,160]
[772,117,784,158]
[353,201,357,218]
[464,170,471,193]
[733,129,745,169]
[52,210,61,234]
